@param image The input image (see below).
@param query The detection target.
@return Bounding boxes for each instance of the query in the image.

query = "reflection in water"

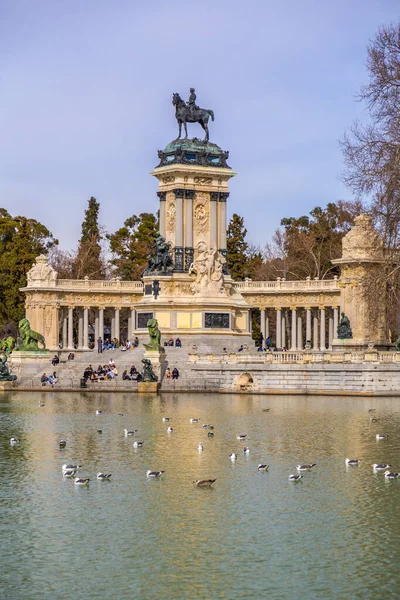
[1,392,400,599]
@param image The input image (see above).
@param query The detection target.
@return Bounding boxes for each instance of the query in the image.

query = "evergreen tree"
[72,197,105,279]
[0,209,57,326]
[226,213,251,280]
[107,212,158,280]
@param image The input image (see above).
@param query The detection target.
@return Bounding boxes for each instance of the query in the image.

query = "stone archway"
[233,372,257,392]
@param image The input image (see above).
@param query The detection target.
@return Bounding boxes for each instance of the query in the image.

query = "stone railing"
[56,279,144,291]
[188,350,399,365]
[233,277,340,293]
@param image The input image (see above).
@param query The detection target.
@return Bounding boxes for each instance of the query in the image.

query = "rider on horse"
[188,88,198,119]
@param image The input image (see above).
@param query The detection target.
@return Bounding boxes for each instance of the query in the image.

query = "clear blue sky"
[0,1,398,250]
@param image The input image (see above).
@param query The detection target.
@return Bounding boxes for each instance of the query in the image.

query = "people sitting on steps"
[175,338,182,348]
[51,355,59,366]
[172,367,179,380]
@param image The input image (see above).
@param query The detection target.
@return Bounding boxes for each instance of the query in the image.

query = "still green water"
[1,392,400,600]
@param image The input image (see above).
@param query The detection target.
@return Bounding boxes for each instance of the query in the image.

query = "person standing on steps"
[97,337,103,353]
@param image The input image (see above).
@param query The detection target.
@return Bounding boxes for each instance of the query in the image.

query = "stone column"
[68,307,74,349]
[184,190,195,271]
[260,308,266,343]
[62,309,68,349]
[174,189,184,271]
[313,309,319,350]
[99,308,104,341]
[210,192,218,249]
[78,310,83,349]
[115,308,120,343]
[83,307,89,350]
[276,308,282,349]
[282,314,286,349]
[306,309,312,345]
[157,192,166,238]
[130,308,136,338]
[328,309,334,349]
[297,315,303,350]
[218,192,229,274]
[94,310,99,341]
[333,306,339,340]
[265,313,269,339]
[111,314,115,340]
[290,308,297,350]
[320,307,326,350]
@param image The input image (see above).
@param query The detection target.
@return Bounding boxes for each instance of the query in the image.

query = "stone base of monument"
[142,348,166,381]
[331,339,393,353]
[10,351,51,378]
[0,381,15,392]
[138,381,160,394]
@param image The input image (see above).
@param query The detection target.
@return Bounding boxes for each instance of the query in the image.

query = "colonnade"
[158,189,228,272]
[259,306,339,351]
[60,307,137,350]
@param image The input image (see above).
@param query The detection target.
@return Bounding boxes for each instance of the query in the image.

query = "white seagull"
[146,470,165,477]
[243,447,250,454]
[124,428,137,437]
[384,470,400,479]
[376,434,389,440]
[96,410,102,415]
[198,443,204,451]
[162,417,171,422]
[236,434,247,441]
[97,473,112,480]
[288,474,302,481]
[190,418,200,423]
[74,477,90,485]
[166,427,173,432]
[345,458,361,466]
[59,440,67,449]
[62,463,82,472]
[373,463,391,471]
[229,453,238,461]
[296,463,316,471]
[258,464,269,471]
[63,469,77,478]
[133,441,143,448]
[194,479,216,487]
[10,438,18,445]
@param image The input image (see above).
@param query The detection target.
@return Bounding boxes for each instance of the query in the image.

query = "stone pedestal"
[10,351,51,379]
[137,381,160,394]
[0,381,15,392]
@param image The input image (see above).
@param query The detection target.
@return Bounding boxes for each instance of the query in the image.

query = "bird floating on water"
[124,428,137,436]
[163,417,171,422]
[147,470,165,477]
[208,431,214,437]
[368,408,376,412]
[118,413,123,416]
[373,463,391,471]
[229,453,237,461]
[166,427,173,432]
[288,474,302,481]
[194,479,216,487]
[62,463,81,472]
[376,434,389,440]
[97,429,103,434]
[243,447,250,454]
[370,418,379,422]
[74,477,90,485]
[63,469,77,478]
[202,424,209,428]
[262,408,270,412]
[190,418,200,423]
[345,458,361,466]
[296,464,316,471]
[96,410,102,415]
[258,464,269,471]
[198,443,204,451]
[133,441,144,448]
[59,440,67,449]
[208,425,214,430]
[10,438,18,445]
[384,470,400,479]
[97,473,112,480]
[236,434,247,440]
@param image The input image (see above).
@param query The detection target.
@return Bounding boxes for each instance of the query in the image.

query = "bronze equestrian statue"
[172,89,214,142]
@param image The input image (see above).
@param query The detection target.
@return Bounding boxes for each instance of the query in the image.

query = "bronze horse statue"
[172,93,214,142]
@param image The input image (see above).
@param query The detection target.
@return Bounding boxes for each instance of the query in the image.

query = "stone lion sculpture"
[16,318,46,351]
[145,318,161,351]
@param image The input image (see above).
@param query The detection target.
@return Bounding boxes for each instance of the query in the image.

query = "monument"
[138,319,162,393]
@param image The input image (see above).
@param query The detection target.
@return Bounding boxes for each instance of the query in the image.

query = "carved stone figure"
[0,336,15,355]
[145,318,161,351]
[172,91,214,142]
[26,255,57,287]
[0,355,17,381]
[145,232,173,274]
[16,318,47,351]
[337,312,353,339]
[141,358,158,382]
[189,246,226,294]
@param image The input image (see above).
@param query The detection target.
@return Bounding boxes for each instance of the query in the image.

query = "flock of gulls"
[9,406,399,486]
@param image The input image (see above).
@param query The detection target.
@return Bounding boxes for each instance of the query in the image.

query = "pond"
[1,392,400,599]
